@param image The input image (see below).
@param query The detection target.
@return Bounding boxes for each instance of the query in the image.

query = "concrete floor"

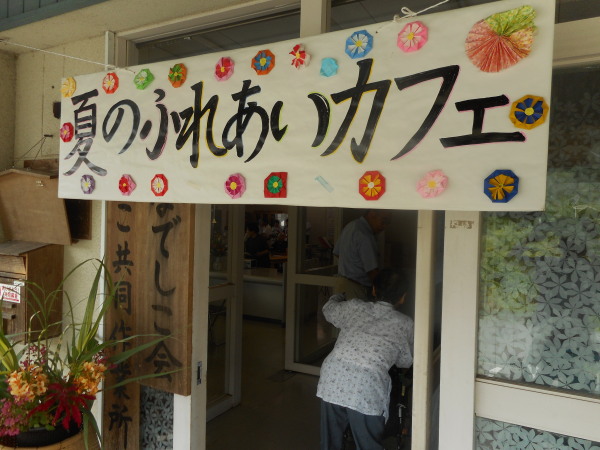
[206,320,321,450]
[205,319,409,449]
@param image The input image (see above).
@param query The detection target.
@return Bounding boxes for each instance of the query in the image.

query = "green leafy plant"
[0,259,168,448]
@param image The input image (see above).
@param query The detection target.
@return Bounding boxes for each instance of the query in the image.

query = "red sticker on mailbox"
[0,282,22,304]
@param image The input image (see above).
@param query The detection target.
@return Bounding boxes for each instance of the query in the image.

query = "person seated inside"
[317,268,414,450]
[244,222,270,268]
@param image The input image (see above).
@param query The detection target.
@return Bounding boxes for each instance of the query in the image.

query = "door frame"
[284,208,441,449]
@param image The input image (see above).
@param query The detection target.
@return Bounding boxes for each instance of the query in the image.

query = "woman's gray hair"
[373,269,408,304]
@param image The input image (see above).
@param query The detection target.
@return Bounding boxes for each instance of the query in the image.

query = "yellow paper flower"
[60,77,77,98]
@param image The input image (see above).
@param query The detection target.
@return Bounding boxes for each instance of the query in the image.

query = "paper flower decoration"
[397,21,428,53]
[60,77,77,98]
[252,50,275,75]
[102,72,119,94]
[290,44,310,69]
[264,172,287,198]
[151,174,168,196]
[484,170,519,203]
[224,173,246,199]
[118,174,136,196]
[320,58,339,77]
[134,69,154,90]
[60,123,74,143]
[509,95,549,130]
[215,57,234,81]
[345,30,373,59]
[417,170,448,198]
[465,6,536,73]
[168,63,187,87]
[359,171,385,201]
[80,175,95,195]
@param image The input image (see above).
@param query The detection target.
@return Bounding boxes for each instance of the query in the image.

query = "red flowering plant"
[0,259,168,447]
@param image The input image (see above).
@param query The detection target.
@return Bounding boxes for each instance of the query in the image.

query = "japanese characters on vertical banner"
[104,202,140,450]
[59,0,554,211]
[104,202,193,447]
[137,202,192,396]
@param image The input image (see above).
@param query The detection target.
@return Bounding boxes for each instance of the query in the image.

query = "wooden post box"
[0,169,71,339]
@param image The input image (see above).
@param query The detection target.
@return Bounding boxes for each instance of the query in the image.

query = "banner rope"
[394,0,451,20]
[0,39,134,73]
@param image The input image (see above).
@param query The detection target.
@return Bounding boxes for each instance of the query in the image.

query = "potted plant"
[0,259,167,449]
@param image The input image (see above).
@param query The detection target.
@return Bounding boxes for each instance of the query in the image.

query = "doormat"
[268,370,296,382]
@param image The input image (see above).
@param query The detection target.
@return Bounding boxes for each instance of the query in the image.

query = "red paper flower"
[60,123,74,142]
[215,57,234,81]
[118,174,136,196]
[290,44,310,69]
[359,171,385,201]
[151,174,168,196]
[264,172,287,198]
[102,72,119,94]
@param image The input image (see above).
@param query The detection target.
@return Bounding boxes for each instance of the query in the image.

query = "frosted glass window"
[477,66,600,394]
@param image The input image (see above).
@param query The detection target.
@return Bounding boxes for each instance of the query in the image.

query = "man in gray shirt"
[333,210,391,300]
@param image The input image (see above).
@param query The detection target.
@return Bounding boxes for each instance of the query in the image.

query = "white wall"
[13,35,106,318]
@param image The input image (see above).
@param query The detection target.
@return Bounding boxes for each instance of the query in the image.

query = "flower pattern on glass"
[264,172,287,198]
[416,170,448,198]
[118,174,136,196]
[150,174,168,196]
[359,170,385,201]
[252,50,275,75]
[60,77,76,98]
[397,21,428,53]
[134,69,154,90]
[60,123,74,143]
[345,30,373,59]
[168,63,187,87]
[290,44,310,69]
[320,58,339,77]
[102,72,119,94]
[224,173,246,199]
[510,95,549,130]
[484,169,519,203]
[215,57,234,81]
[80,175,95,194]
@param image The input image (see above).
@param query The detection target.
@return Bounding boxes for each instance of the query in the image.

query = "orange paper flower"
[359,171,385,201]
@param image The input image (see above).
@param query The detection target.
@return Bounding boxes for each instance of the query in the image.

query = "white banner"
[58,0,554,211]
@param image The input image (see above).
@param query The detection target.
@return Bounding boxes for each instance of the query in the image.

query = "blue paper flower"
[484,170,519,203]
[320,58,338,77]
[345,30,373,59]
[252,50,275,75]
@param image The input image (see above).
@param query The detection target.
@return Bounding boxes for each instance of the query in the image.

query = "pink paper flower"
[151,174,168,196]
[225,173,246,199]
[118,174,136,196]
[417,170,448,198]
[290,44,310,69]
[60,123,74,142]
[397,21,428,53]
[102,72,119,94]
[215,57,234,81]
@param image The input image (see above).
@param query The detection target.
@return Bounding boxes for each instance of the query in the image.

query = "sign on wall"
[104,201,194,448]
[59,0,554,211]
